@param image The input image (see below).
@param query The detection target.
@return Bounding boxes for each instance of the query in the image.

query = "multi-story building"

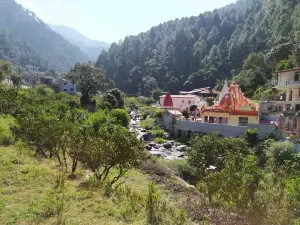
[160,92,203,112]
[58,79,77,94]
[268,68,300,137]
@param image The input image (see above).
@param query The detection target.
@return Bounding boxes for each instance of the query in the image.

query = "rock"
[150,151,162,157]
[148,142,156,147]
[176,145,188,152]
[167,141,175,145]
[141,129,147,132]
[145,145,152,151]
[142,133,153,141]
[163,143,172,149]
[153,145,160,149]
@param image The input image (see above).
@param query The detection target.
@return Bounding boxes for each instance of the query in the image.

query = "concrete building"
[40,76,56,85]
[58,79,77,94]
[160,92,203,112]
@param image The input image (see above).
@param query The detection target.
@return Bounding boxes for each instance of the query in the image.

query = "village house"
[265,68,300,138]
[58,79,77,94]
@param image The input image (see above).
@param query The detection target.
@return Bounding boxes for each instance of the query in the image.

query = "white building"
[160,94,204,112]
[58,79,77,94]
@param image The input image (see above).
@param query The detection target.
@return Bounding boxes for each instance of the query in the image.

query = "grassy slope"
[0,146,192,225]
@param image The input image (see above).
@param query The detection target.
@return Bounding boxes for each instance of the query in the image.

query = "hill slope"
[49,24,111,61]
[0,0,89,71]
[96,0,300,95]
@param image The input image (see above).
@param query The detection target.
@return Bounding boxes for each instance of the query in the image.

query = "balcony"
[277,80,300,87]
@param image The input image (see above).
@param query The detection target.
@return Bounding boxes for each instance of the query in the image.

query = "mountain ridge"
[48,24,110,61]
[0,0,89,72]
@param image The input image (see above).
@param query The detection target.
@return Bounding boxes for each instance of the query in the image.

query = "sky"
[15,0,236,43]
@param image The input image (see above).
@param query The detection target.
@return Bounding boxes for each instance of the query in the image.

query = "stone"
[163,143,172,149]
[148,142,156,147]
[142,133,153,141]
[176,145,188,152]
[145,145,152,151]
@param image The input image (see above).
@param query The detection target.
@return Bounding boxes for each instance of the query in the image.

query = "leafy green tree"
[109,109,131,127]
[151,88,163,101]
[80,125,144,186]
[0,60,12,81]
[101,88,125,109]
[67,62,106,107]
[188,133,250,175]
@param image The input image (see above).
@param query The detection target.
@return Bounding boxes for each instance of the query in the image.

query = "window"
[299,89,300,97]
[239,117,248,126]
[188,100,191,104]
[219,117,223,124]
[64,83,67,85]
[204,116,208,122]
[70,88,74,92]
[182,100,184,103]
[296,104,300,111]
[64,89,67,92]
[295,72,300,81]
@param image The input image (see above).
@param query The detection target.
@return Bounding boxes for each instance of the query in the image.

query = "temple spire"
[219,80,229,101]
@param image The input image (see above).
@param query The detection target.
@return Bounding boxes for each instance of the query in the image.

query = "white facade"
[275,68,300,110]
[160,95,205,112]
[58,79,77,94]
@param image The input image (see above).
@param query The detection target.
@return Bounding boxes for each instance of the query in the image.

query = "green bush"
[0,115,16,145]
[110,109,131,127]
[153,138,166,144]
[140,116,155,130]
[153,108,164,118]
[150,126,165,138]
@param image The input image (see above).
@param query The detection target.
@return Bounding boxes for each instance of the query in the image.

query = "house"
[160,92,203,112]
[201,81,259,126]
[269,68,300,137]
[179,87,219,99]
[40,76,56,85]
[58,79,77,94]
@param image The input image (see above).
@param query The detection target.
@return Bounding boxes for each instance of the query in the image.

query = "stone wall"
[162,113,277,138]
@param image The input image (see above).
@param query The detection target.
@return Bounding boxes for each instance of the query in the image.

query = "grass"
[0,145,193,225]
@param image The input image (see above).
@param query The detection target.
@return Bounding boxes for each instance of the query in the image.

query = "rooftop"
[274,67,300,74]
[160,95,198,98]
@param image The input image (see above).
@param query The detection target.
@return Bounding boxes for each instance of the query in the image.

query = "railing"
[278,80,300,86]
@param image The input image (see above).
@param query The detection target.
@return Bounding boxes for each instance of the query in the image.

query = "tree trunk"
[72,158,77,173]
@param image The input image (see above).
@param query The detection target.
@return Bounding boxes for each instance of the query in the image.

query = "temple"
[201,81,259,126]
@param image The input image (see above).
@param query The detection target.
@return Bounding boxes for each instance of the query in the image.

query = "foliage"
[109,109,131,127]
[182,110,189,119]
[67,62,106,107]
[244,128,259,148]
[0,115,17,145]
[151,88,163,100]
[276,55,295,71]
[125,97,143,111]
[188,133,250,175]
[101,88,125,109]
[153,138,166,144]
[0,1,88,71]
[80,125,144,186]
[96,0,300,95]
[153,108,164,118]
[140,116,156,130]
[203,154,262,211]
[205,97,215,107]
[0,60,13,81]
[150,126,165,138]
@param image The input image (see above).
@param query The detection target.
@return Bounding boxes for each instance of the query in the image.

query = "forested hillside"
[49,24,110,61]
[0,0,89,72]
[96,0,300,95]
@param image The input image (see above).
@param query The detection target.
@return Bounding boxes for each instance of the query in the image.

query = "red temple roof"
[163,91,173,107]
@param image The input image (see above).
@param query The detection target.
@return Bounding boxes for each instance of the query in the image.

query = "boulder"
[163,142,172,149]
[148,142,156,147]
[145,145,152,151]
[142,133,153,141]
[176,145,188,152]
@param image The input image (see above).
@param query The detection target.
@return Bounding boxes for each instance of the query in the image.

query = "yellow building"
[201,81,259,126]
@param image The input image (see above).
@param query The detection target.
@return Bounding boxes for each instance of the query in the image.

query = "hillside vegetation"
[0,0,89,72]
[96,0,300,96]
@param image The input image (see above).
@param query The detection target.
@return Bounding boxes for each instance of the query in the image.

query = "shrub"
[109,109,131,127]
[153,108,164,118]
[140,116,155,130]
[266,141,297,170]
[0,115,16,145]
[150,126,165,138]
[206,97,215,106]
[154,138,166,144]
[182,110,189,119]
